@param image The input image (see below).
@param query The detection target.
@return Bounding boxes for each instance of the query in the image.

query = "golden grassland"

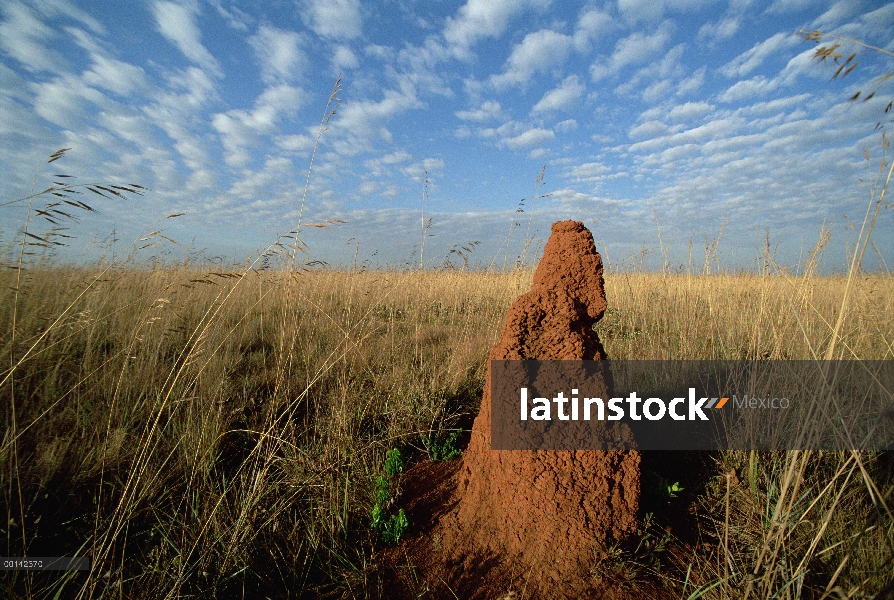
[1,264,892,598]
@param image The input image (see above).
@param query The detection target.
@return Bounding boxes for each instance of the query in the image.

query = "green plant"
[665,480,683,499]
[591,512,673,587]
[374,475,390,506]
[421,429,462,461]
[380,508,408,544]
[633,512,672,558]
[384,448,403,477]
[643,471,684,505]
[371,449,408,544]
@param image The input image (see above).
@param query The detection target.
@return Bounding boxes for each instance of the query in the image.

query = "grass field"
[1,261,892,598]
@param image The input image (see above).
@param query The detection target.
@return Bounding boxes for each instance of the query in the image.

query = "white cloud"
[767,0,816,13]
[628,116,744,153]
[211,116,258,168]
[152,1,221,76]
[141,65,219,191]
[30,74,104,129]
[574,8,613,51]
[613,42,684,99]
[443,0,550,59]
[718,75,778,102]
[356,180,377,196]
[569,161,611,183]
[720,32,797,78]
[300,0,362,39]
[224,155,295,201]
[263,84,306,116]
[532,75,585,112]
[604,91,893,263]
[249,26,305,83]
[2,0,888,270]
[67,27,147,96]
[383,150,412,164]
[860,3,894,40]
[810,1,861,31]
[697,17,740,43]
[362,150,412,179]
[402,157,444,181]
[456,100,502,121]
[276,134,314,153]
[0,2,65,73]
[365,44,395,62]
[746,94,811,116]
[208,0,252,31]
[504,127,554,148]
[618,0,665,23]
[668,101,713,122]
[0,61,31,105]
[159,65,217,110]
[35,0,103,32]
[363,151,410,178]
[612,23,674,70]
[156,123,215,190]
[491,29,573,88]
[82,53,147,97]
[777,47,821,84]
[618,0,714,23]
[332,45,359,71]
[592,21,673,81]
[671,0,717,10]
[642,79,673,103]
[479,119,523,142]
[555,118,577,132]
[677,66,705,95]
[331,82,421,154]
[629,120,670,140]
[372,185,396,199]
[211,84,307,167]
[395,38,453,97]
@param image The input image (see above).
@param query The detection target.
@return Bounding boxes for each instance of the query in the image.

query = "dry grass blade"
[47,147,71,162]
[290,75,341,270]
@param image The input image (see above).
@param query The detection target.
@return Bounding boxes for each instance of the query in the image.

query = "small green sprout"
[666,481,684,499]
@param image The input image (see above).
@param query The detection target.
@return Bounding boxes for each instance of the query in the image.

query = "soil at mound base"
[380,221,643,599]
[379,458,648,599]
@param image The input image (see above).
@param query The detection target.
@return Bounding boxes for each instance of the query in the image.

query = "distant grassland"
[1,266,892,598]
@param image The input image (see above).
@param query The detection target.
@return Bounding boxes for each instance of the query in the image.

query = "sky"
[1,0,893,272]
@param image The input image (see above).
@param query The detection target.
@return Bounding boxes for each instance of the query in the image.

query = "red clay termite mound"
[441,220,641,596]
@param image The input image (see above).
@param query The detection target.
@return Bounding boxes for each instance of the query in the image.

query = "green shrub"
[380,508,408,544]
[384,448,403,477]
[422,429,462,461]
[371,449,408,544]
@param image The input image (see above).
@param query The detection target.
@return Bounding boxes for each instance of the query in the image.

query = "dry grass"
[600,271,893,361]
[1,261,892,598]
[0,265,526,598]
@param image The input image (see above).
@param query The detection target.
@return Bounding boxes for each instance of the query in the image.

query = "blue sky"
[1,0,893,271]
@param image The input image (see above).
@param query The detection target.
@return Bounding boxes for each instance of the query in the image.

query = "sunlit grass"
[1,263,892,598]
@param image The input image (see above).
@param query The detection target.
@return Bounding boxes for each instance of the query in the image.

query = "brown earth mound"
[384,221,641,599]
